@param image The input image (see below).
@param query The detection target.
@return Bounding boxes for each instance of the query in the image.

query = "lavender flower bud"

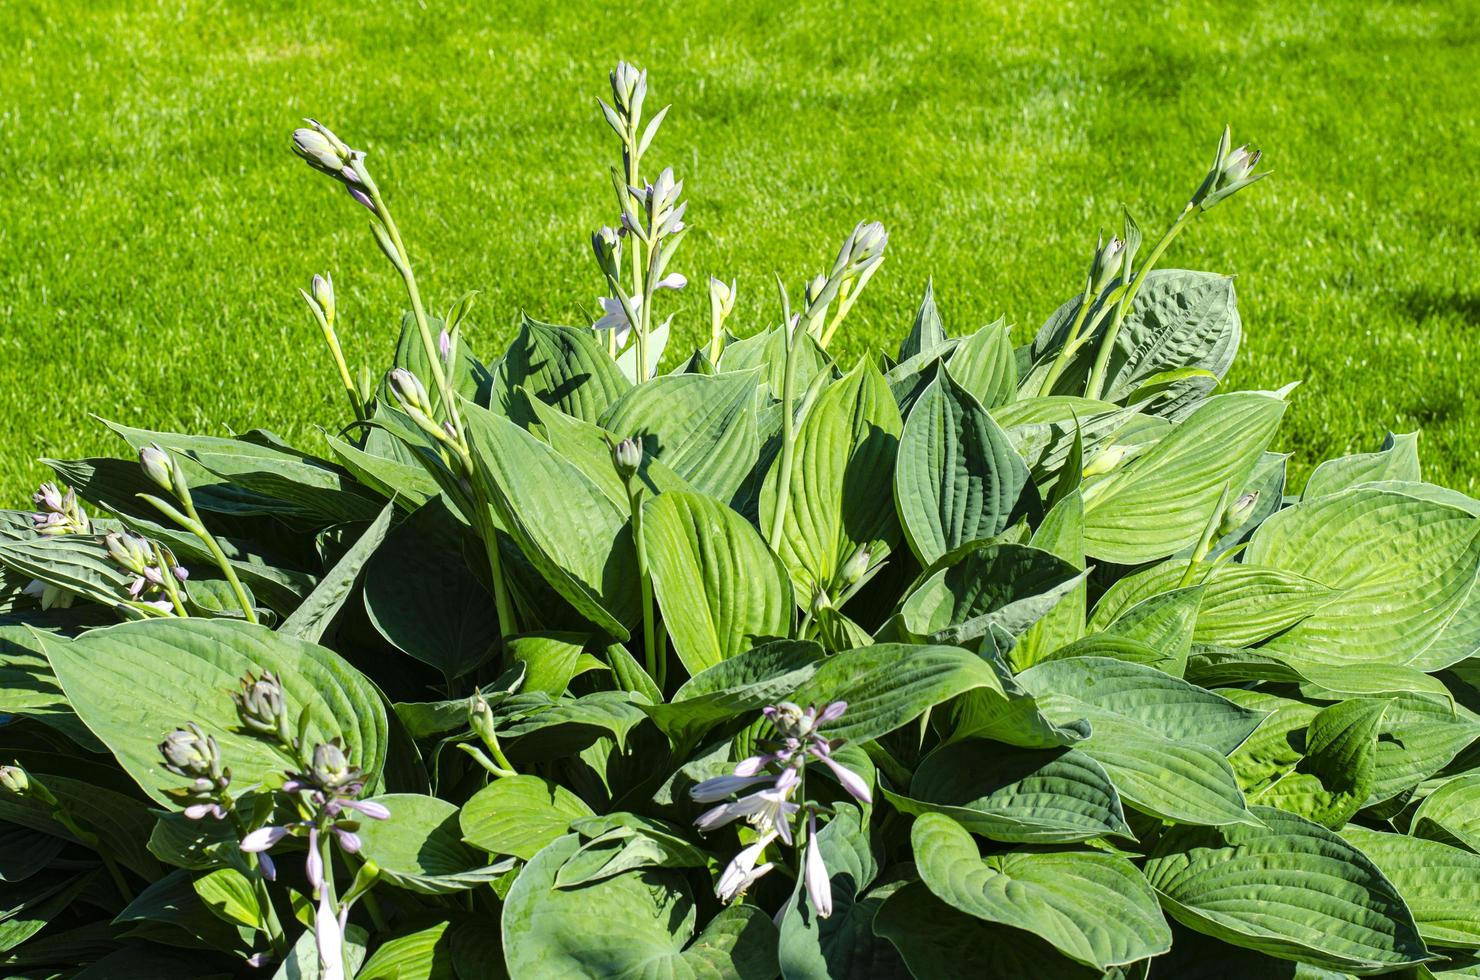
[805,811,833,917]
[1089,234,1126,294]
[310,740,357,791]
[1218,491,1260,537]
[159,723,224,783]
[839,548,870,587]
[33,483,62,512]
[844,221,888,273]
[139,444,175,491]
[292,119,352,175]
[612,437,643,481]
[1191,127,1268,211]
[233,671,290,742]
[388,368,430,414]
[592,226,623,281]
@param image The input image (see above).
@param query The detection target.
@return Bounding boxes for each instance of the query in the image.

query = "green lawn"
[2,0,1476,498]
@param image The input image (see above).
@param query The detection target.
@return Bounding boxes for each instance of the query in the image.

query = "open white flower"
[592,274,687,347]
[716,830,777,902]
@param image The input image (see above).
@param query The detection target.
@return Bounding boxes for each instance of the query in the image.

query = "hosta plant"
[2,63,1479,980]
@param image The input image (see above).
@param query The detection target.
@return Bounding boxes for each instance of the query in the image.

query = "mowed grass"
[1,0,1476,498]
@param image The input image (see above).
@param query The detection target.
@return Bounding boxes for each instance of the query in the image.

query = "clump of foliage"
[1,63,1477,980]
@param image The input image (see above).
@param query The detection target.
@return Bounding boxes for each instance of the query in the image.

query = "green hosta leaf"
[1019,657,1265,755]
[363,498,499,680]
[356,919,455,980]
[947,318,1017,409]
[503,833,777,980]
[886,739,1131,843]
[1225,690,1320,797]
[894,366,1031,565]
[721,324,831,400]
[777,803,906,980]
[114,867,252,955]
[462,399,638,639]
[460,775,594,860]
[0,825,64,882]
[616,314,670,384]
[355,794,514,894]
[912,813,1171,970]
[639,639,824,746]
[393,311,492,411]
[40,619,386,807]
[496,691,648,758]
[1367,695,1480,806]
[523,394,692,509]
[1031,693,1259,827]
[1093,585,1203,677]
[897,543,1087,647]
[1081,391,1286,563]
[1413,774,1480,852]
[1012,491,1088,671]
[273,922,371,979]
[761,358,903,601]
[1246,487,1480,670]
[279,503,395,642]
[192,867,260,930]
[507,632,603,697]
[643,491,794,677]
[793,643,1066,747]
[558,815,708,888]
[1250,697,1388,829]
[325,431,438,512]
[1341,825,1480,950]
[496,316,631,423]
[0,534,139,614]
[0,628,102,748]
[1091,561,1339,649]
[1304,431,1421,500]
[1034,633,1181,673]
[876,882,1107,979]
[898,278,948,362]
[1145,806,1431,973]
[601,370,762,505]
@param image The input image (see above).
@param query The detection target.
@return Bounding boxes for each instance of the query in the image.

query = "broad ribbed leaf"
[1012,491,1088,671]
[503,833,776,980]
[898,543,1087,647]
[1246,487,1480,670]
[1251,698,1387,828]
[886,739,1132,843]
[1094,586,1203,677]
[462,399,638,638]
[1031,692,1260,827]
[1081,391,1286,563]
[1413,774,1480,852]
[281,503,395,642]
[643,491,793,677]
[40,619,386,806]
[1091,561,1339,649]
[1304,431,1420,500]
[355,794,513,895]
[640,640,824,745]
[459,776,594,860]
[875,882,1104,979]
[894,366,1030,565]
[1019,657,1265,755]
[1368,695,1480,805]
[761,358,903,601]
[1342,825,1480,950]
[496,316,631,422]
[912,813,1171,970]
[947,318,1017,409]
[1144,806,1430,972]
[601,370,762,504]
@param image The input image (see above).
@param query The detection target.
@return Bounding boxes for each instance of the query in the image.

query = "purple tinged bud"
[805,811,833,917]
[612,437,643,480]
[343,798,391,820]
[240,825,289,853]
[818,701,848,725]
[438,329,452,360]
[346,184,375,212]
[332,827,362,854]
[305,827,324,892]
[139,444,174,491]
[388,368,430,413]
[816,751,872,804]
[311,274,335,324]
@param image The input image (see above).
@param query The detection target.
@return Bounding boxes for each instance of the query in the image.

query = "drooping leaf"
[502,833,777,979]
[40,619,387,807]
[912,813,1171,970]
[1250,697,1388,829]
[1246,486,1480,670]
[1341,824,1480,950]
[1413,774,1480,852]
[356,794,514,894]
[459,775,594,861]
[280,502,395,642]
[1303,431,1421,500]
[1144,806,1430,973]
[886,739,1132,843]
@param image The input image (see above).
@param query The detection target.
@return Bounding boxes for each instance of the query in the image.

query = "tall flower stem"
[626,480,660,686]
[181,496,258,625]
[768,293,801,555]
[1084,204,1195,400]
[1036,279,1095,397]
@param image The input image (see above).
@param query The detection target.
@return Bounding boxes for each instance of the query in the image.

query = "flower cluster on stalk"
[31,482,89,536]
[105,530,188,610]
[690,700,871,918]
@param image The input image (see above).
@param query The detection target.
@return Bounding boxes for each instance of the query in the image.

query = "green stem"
[228,808,288,957]
[315,311,364,423]
[628,481,659,687]
[1084,204,1195,400]
[151,543,190,617]
[1037,279,1094,397]
[181,498,258,624]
